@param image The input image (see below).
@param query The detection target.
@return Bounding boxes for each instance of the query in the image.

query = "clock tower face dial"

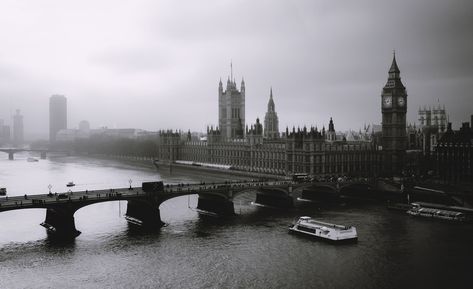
[397,97,405,107]
[382,96,392,108]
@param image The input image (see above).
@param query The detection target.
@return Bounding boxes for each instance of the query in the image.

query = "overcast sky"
[0,0,472,138]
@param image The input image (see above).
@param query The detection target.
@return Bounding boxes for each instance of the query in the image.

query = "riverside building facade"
[154,56,414,177]
[155,64,389,177]
[157,120,380,177]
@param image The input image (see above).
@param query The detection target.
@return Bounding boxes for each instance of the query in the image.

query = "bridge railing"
[0,180,308,211]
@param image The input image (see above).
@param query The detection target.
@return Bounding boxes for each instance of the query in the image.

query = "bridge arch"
[290,183,321,195]
[338,183,372,195]
[230,187,278,199]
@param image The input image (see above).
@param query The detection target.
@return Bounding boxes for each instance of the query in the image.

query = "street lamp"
[48,184,52,194]
[128,179,133,190]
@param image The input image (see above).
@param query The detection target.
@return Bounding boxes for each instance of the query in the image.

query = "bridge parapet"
[0,180,316,237]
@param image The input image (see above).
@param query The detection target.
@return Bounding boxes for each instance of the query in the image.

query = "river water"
[1,153,472,289]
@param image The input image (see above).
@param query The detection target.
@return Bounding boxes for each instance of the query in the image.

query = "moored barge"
[407,202,466,221]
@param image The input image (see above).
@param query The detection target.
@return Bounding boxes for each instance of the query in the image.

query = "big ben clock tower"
[381,52,407,176]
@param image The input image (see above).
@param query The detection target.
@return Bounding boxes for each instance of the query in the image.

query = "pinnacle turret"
[389,51,400,74]
[264,86,279,139]
[267,87,275,112]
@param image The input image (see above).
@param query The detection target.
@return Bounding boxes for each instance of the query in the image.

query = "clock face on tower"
[382,96,392,108]
[397,97,405,107]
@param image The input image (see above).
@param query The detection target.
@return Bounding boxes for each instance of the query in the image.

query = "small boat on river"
[66,181,75,187]
[289,216,358,242]
[27,157,39,162]
[124,215,143,226]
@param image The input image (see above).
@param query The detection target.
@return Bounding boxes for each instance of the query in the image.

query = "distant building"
[0,119,11,144]
[77,120,91,139]
[49,95,67,142]
[218,72,245,140]
[419,104,448,133]
[79,120,90,132]
[264,88,279,139]
[13,109,24,146]
[90,128,143,139]
[416,103,449,156]
[56,129,78,142]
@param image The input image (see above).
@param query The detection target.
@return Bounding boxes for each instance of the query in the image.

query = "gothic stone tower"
[381,53,407,176]
[264,88,279,139]
[326,117,336,141]
[218,76,245,140]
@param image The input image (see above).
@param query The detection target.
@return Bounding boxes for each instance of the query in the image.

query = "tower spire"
[230,61,233,83]
[389,50,400,74]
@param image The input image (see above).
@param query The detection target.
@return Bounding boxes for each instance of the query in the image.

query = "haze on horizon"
[0,0,472,140]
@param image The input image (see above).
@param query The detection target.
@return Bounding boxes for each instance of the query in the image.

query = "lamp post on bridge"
[48,184,52,194]
[129,179,133,190]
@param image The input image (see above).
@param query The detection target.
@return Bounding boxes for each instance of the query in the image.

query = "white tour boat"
[289,216,358,242]
[66,181,76,187]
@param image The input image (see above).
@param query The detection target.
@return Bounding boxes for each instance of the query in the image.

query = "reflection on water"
[1,154,473,289]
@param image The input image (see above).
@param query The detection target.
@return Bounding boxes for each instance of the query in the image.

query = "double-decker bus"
[292,173,309,183]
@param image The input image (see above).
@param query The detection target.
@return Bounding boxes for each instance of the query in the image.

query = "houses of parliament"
[154,56,412,178]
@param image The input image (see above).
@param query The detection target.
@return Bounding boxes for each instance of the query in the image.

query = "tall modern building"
[49,94,67,142]
[263,88,279,139]
[13,109,24,145]
[218,74,245,140]
[0,119,11,144]
[381,53,407,176]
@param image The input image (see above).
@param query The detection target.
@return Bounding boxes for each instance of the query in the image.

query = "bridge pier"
[197,195,234,216]
[41,207,81,238]
[8,152,14,160]
[125,199,164,227]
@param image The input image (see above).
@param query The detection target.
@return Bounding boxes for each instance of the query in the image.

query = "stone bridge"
[0,148,71,160]
[0,148,47,160]
[0,180,375,238]
[0,180,317,238]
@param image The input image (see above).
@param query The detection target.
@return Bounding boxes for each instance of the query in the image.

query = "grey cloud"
[0,0,472,139]
[89,47,172,74]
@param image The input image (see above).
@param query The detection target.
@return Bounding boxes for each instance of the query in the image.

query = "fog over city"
[0,0,472,139]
